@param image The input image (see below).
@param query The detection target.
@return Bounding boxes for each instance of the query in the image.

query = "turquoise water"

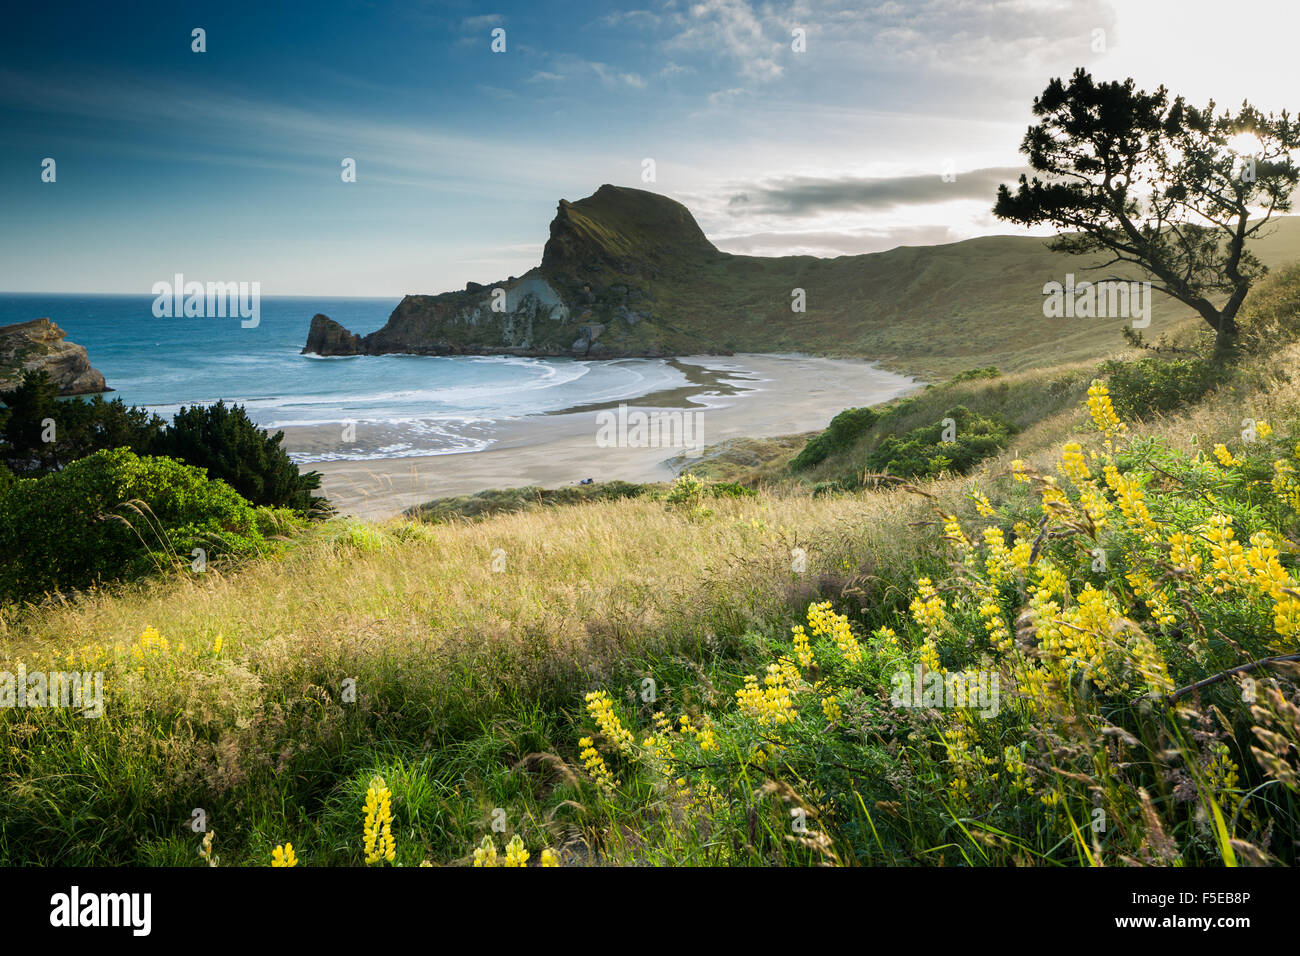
[0,294,697,462]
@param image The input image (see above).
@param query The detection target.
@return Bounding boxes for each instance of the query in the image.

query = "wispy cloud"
[460,13,504,31]
[727,167,1027,216]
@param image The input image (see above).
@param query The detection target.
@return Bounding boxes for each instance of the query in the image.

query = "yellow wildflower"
[1086,379,1126,439]
[271,843,297,868]
[472,835,498,867]
[363,775,396,865]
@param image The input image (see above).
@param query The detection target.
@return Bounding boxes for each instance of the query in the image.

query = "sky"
[1,0,1296,295]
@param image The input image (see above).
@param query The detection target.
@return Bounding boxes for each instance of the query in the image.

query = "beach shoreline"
[289,353,921,519]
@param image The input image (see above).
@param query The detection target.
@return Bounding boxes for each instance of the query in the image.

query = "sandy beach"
[288,354,920,519]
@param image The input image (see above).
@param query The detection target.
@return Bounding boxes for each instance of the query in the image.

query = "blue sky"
[2,0,1296,295]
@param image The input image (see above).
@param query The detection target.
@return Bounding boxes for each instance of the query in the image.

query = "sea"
[0,294,709,464]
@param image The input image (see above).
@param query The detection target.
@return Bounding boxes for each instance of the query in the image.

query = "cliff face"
[0,319,108,395]
[303,184,733,359]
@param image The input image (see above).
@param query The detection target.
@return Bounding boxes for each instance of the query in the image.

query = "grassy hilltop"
[310,184,1300,379]
[4,264,1300,867]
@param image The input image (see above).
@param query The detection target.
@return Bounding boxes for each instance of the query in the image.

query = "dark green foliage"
[948,366,1002,383]
[1099,356,1221,419]
[0,373,326,515]
[0,448,291,600]
[994,68,1300,354]
[0,370,165,475]
[791,407,880,472]
[707,481,757,499]
[151,401,326,514]
[864,405,1016,479]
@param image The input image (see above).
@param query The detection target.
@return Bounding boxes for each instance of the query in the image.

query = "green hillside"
[308,185,1300,380]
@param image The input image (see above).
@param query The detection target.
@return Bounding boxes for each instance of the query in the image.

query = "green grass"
[2,263,1300,867]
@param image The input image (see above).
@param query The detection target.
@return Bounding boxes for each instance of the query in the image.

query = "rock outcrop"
[304,314,362,355]
[0,318,108,395]
[303,184,732,359]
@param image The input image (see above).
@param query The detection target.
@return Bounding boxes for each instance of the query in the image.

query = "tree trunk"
[1212,312,1239,364]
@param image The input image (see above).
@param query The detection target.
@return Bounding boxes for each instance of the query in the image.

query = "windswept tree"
[995,68,1299,356]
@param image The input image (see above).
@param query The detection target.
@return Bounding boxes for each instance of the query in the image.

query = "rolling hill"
[304,184,1300,379]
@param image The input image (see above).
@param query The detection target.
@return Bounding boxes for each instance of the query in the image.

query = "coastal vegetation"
[3,68,1299,869]
[1,263,1297,866]
[0,372,326,511]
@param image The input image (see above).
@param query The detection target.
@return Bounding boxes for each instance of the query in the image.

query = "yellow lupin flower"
[362,775,396,865]
[271,843,297,867]
[983,526,1017,584]
[822,695,842,723]
[909,577,949,638]
[806,602,862,663]
[1060,442,1092,483]
[1272,457,1300,511]
[1103,464,1158,538]
[1086,379,1126,440]
[578,736,615,790]
[584,691,635,755]
[735,663,797,726]
[472,835,499,867]
[502,834,530,867]
[791,624,815,668]
[540,848,560,867]
[979,599,1013,654]
[1212,443,1242,468]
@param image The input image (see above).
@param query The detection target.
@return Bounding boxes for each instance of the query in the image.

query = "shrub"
[151,400,327,514]
[707,481,757,499]
[0,374,327,516]
[791,406,879,471]
[1098,356,1220,419]
[948,365,1002,383]
[865,405,1016,479]
[0,370,165,475]
[0,448,291,600]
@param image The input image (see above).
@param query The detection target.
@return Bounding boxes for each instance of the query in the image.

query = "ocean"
[0,294,711,463]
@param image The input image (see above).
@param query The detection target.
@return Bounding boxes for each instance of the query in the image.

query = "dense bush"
[865,405,1016,479]
[0,372,326,514]
[0,448,294,600]
[1098,356,1221,419]
[0,371,164,475]
[791,406,879,471]
[948,365,1002,383]
[152,401,326,514]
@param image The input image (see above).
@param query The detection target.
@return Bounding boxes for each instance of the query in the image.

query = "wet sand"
[289,354,921,519]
